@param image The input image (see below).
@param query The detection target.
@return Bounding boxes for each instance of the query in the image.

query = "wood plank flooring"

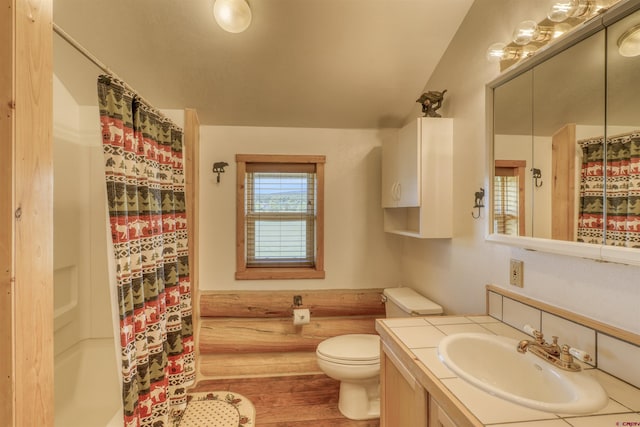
[190,374,380,427]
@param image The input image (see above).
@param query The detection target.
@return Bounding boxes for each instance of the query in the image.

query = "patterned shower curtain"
[577,131,640,247]
[98,75,195,427]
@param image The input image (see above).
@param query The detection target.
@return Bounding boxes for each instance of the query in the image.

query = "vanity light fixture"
[548,0,580,22]
[618,24,640,57]
[513,20,540,45]
[485,42,520,62]
[487,0,621,70]
[213,0,252,33]
[548,0,613,22]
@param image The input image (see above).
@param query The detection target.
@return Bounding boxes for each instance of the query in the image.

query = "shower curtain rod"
[52,22,180,127]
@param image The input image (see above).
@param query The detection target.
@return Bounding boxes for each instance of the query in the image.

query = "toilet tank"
[383,287,443,317]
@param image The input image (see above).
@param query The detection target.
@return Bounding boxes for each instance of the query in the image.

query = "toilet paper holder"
[293,295,303,307]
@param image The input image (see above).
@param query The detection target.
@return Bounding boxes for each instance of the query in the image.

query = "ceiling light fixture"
[618,24,640,57]
[213,0,252,33]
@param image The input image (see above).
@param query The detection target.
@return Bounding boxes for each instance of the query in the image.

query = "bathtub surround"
[53,74,122,426]
[99,76,195,426]
[54,339,120,427]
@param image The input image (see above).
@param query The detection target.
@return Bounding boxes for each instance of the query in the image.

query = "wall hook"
[472,187,485,219]
[532,167,543,187]
[212,161,229,183]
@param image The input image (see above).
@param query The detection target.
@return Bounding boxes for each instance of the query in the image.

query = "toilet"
[316,287,442,420]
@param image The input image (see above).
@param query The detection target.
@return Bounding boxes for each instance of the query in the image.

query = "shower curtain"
[577,131,640,248]
[98,75,195,427]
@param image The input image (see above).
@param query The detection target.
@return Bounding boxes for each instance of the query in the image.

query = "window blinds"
[494,174,520,235]
[245,163,316,267]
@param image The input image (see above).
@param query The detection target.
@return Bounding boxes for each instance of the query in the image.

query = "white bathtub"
[55,338,121,427]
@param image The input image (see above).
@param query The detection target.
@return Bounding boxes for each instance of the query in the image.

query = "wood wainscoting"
[197,288,386,380]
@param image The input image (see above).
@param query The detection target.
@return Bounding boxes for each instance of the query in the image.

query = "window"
[236,154,325,280]
[494,160,526,236]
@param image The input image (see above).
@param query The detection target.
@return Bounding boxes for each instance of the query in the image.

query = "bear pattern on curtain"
[98,75,195,427]
[577,131,640,248]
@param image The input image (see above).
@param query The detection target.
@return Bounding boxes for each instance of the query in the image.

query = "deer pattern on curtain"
[577,131,640,248]
[98,75,195,427]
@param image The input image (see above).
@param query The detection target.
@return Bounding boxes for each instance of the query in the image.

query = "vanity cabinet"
[381,342,460,427]
[380,343,427,426]
[430,396,458,427]
[381,117,453,238]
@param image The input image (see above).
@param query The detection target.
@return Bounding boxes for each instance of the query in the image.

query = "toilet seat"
[316,334,380,365]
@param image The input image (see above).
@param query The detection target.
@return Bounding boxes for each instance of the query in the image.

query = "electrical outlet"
[510,259,524,287]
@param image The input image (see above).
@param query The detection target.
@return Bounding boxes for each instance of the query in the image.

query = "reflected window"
[494,160,526,235]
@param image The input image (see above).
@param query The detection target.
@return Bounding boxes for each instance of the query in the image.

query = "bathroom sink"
[437,333,608,414]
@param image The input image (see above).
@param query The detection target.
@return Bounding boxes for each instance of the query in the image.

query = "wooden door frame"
[1,1,54,426]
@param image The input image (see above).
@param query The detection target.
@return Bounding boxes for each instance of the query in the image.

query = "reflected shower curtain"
[606,131,640,247]
[98,75,195,427]
[577,131,640,247]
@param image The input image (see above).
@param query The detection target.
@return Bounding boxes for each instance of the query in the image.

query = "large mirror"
[488,3,640,265]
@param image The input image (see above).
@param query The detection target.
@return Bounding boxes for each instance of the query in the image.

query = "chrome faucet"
[517,325,591,372]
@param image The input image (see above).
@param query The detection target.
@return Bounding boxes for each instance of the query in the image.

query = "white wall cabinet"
[381,117,453,238]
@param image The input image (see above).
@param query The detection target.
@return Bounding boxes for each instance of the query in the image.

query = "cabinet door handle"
[392,182,401,201]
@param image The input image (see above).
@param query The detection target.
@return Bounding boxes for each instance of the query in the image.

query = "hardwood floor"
[191,374,380,427]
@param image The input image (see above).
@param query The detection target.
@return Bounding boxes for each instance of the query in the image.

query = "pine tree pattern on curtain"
[577,136,605,244]
[98,75,195,427]
[606,131,640,247]
[577,131,640,248]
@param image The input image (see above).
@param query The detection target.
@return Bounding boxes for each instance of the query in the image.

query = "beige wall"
[198,125,403,291]
[401,0,640,333]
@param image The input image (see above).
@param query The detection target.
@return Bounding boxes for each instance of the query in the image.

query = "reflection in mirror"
[605,9,640,248]
[533,31,605,242]
[489,3,640,263]
[492,31,607,242]
[493,70,532,237]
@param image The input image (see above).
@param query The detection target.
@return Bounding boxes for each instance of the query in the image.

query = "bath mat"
[171,392,255,427]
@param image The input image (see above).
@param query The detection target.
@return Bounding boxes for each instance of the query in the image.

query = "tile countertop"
[375,315,640,427]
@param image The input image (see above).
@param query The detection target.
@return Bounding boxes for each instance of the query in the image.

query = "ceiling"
[53,0,474,128]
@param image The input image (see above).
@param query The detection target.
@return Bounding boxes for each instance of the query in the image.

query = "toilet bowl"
[316,287,443,420]
[316,334,381,420]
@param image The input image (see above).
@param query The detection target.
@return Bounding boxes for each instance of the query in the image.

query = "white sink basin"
[437,333,608,414]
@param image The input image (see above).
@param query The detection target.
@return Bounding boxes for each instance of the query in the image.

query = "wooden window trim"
[236,154,325,280]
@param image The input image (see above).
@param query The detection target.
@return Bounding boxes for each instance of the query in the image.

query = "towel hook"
[472,187,485,219]
[532,168,543,188]
[212,161,229,183]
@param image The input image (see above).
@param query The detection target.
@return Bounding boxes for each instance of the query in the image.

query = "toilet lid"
[316,334,380,362]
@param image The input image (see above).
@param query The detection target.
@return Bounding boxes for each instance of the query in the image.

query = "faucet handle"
[523,324,545,343]
[558,345,587,371]
[568,346,593,363]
